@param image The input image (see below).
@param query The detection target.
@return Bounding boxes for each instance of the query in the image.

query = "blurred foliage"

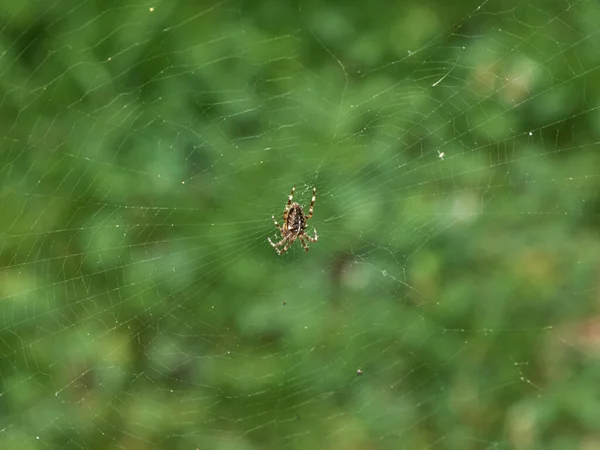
[1,0,600,449]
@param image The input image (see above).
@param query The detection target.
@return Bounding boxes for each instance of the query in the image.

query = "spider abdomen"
[286,204,306,233]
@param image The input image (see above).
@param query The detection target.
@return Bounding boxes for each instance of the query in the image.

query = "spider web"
[1,0,600,448]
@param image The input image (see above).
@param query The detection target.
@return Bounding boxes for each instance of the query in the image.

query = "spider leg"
[305,227,318,243]
[268,234,288,249]
[305,186,316,220]
[282,185,296,229]
[276,236,296,255]
[271,215,283,233]
[267,236,289,255]
[299,236,310,252]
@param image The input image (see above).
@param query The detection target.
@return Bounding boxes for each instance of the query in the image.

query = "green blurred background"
[1,0,600,449]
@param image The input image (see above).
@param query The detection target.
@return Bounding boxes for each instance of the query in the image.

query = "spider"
[268,185,318,255]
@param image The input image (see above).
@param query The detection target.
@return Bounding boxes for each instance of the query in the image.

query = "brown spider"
[268,185,318,255]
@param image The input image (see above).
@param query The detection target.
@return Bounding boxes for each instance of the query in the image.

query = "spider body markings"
[268,185,318,255]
